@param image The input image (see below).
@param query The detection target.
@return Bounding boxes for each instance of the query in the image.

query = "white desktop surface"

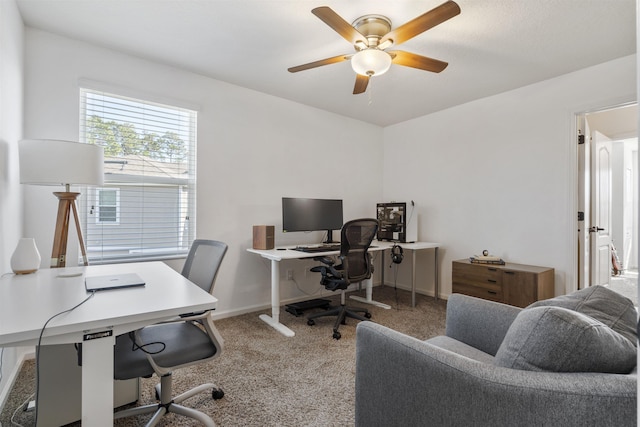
[247,240,440,337]
[0,261,218,426]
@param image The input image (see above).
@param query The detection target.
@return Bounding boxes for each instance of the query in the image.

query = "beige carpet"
[1,286,446,426]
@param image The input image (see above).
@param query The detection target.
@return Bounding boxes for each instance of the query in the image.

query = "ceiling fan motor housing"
[352,14,392,48]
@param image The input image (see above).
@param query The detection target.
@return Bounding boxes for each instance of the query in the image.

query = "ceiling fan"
[288,1,461,94]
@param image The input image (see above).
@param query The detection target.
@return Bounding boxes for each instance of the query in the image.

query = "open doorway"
[577,103,638,305]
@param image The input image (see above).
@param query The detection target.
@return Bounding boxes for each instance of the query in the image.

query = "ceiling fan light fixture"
[351,49,392,77]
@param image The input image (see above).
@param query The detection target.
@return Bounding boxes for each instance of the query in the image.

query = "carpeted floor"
[1,286,446,426]
[609,269,638,306]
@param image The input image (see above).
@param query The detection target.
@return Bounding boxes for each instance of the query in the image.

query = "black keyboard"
[293,245,341,253]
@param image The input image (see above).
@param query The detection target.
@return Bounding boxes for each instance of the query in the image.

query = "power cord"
[388,261,413,311]
[34,291,96,426]
[10,393,34,427]
[126,331,166,355]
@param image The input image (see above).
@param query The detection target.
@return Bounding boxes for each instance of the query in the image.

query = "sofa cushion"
[494,306,636,373]
[528,285,637,345]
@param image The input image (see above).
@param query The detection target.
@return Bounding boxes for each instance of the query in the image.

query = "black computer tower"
[376,202,417,243]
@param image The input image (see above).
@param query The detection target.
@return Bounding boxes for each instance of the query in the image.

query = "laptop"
[85,273,145,292]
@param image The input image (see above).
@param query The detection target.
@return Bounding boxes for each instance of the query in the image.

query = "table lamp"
[19,139,104,268]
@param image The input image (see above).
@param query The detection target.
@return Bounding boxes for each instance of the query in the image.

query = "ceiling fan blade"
[288,54,351,73]
[380,0,460,47]
[389,50,448,73]
[353,74,369,94]
[312,6,368,46]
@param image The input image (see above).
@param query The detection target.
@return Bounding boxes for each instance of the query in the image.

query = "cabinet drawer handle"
[487,279,497,283]
[487,290,497,295]
[504,271,515,275]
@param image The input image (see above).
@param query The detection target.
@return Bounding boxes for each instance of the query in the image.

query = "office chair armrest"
[313,256,335,266]
[134,312,224,377]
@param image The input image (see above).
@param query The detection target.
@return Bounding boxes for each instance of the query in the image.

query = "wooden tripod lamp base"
[51,192,89,268]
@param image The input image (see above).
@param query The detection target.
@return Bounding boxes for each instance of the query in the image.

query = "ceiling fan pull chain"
[368,80,375,105]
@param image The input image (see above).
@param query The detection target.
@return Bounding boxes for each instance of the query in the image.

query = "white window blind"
[80,88,197,264]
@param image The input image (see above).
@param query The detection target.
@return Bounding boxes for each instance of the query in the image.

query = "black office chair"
[307,218,378,339]
[113,239,228,426]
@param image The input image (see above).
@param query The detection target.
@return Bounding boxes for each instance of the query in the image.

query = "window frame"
[79,85,197,264]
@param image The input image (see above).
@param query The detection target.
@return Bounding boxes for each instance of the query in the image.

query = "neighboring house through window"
[80,86,197,263]
[96,188,120,224]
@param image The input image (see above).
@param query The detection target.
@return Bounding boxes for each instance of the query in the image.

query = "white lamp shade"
[351,49,392,77]
[19,139,104,187]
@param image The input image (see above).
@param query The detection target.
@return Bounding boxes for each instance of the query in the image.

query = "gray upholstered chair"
[355,287,637,426]
[308,218,377,339]
[113,239,228,426]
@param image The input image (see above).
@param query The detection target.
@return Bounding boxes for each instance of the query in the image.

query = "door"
[590,131,612,286]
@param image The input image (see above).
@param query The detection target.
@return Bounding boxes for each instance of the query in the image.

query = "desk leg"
[412,250,417,308]
[434,247,439,301]
[349,277,391,309]
[259,259,295,337]
[411,247,439,307]
[81,334,114,427]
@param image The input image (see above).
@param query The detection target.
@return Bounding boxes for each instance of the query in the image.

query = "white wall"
[23,29,384,317]
[383,55,637,298]
[21,29,637,309]
[0,0,28,408]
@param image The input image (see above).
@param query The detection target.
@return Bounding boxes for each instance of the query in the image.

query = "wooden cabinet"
[452,259,554,307]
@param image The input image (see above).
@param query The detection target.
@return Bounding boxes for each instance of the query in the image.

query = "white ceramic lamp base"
[11,238,41,274]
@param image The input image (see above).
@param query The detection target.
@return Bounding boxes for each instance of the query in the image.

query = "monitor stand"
[324,229,335,244]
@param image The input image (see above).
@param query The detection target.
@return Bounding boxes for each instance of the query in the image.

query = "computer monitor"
[282,197,343,243]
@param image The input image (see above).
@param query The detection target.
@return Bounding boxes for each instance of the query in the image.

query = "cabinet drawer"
[452,259,555,308]
[452,282,503,303]
[452,262,502,286]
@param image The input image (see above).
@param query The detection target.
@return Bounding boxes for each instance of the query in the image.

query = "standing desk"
[0,261,217,427]
[247,241,439,337]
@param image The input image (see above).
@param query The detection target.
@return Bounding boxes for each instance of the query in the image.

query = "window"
[80,87,197,264]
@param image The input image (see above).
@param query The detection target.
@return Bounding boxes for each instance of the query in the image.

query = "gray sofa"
[355,287,637,426]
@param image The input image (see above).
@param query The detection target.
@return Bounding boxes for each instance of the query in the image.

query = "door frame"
[574,100,637,292]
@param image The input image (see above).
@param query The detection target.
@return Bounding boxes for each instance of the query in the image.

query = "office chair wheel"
[212,388,225,400]
[333,331,341,340]
[307,319,315,326]
[365,312,372,319]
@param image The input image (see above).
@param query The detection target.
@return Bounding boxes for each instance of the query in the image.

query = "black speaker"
[391,244,404,264]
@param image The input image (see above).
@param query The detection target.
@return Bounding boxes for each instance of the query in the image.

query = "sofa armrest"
[355,322,636,427]
[445,293,521,355]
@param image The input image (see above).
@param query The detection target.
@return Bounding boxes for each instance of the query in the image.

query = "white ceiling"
[15,0,637,127]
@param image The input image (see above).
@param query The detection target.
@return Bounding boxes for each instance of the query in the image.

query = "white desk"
[0,261,217,427]
[375,241,441,307]
[247,240,439,337]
